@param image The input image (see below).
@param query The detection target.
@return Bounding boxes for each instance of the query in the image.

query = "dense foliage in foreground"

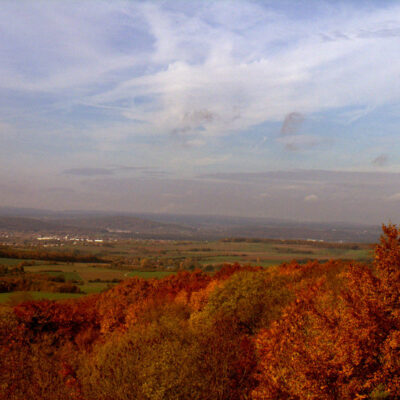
[1,225,400,399]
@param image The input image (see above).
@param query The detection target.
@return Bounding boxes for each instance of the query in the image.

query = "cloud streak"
[304,194,319,202]
[2,1,400,144]
[2,1,400,223]
[63,166,166,177]
[63,168,115,177]
[3,169,400,224]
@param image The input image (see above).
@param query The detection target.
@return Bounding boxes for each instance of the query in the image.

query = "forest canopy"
[1,225,400,399]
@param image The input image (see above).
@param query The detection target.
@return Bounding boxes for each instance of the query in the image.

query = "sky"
[1,0,400,224]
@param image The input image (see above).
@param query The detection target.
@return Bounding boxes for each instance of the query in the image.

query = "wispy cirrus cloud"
[63,168,115,177]
[2,1,400,222]
[386,193,400,202]
[2,1,400,144]
[62,166,166,177]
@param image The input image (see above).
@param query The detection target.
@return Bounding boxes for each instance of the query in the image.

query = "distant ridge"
[0,206,381,242]
[0,214,196,239]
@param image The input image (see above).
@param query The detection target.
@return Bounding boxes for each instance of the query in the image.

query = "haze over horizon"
[2,0,400,224]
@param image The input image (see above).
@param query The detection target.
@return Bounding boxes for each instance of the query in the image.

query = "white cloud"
[85,2,400,142]
[2,1,400,144]
[304,194,319,202]
[386,193,400,202]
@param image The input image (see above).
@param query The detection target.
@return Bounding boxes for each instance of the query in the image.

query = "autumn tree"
[253,226,400,400]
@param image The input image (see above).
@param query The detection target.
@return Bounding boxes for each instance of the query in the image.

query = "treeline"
[0,265,82,294]
[0,272,82,294]
[220,236,368,250]
[106,255,205,272]
[0,246,103,263]
[1,225,400,399]
[0,264,24,277]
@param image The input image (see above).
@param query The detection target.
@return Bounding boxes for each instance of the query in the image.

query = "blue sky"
[2,0,400,223]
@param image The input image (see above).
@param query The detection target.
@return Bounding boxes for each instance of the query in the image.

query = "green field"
[39,270,83,282]
[39,238,371,268]
[81,282,112,294]
[0,262,127,303]
[23,263,127,282]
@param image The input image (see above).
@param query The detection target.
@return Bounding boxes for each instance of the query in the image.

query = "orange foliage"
[253,226,400,399]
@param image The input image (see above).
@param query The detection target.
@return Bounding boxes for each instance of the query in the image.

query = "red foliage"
[213,262,262,281]
[13,295,100,346]
[3,228,400,399]
[253,226,400,399]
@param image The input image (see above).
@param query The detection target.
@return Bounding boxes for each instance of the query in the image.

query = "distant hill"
[0,217,67,232]
[0,214,197,239]
[0,207,382,242]
[56,215,198,237]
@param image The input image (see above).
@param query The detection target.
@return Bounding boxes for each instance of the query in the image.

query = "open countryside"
[3,1,400,399]
[0,237,371,303]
